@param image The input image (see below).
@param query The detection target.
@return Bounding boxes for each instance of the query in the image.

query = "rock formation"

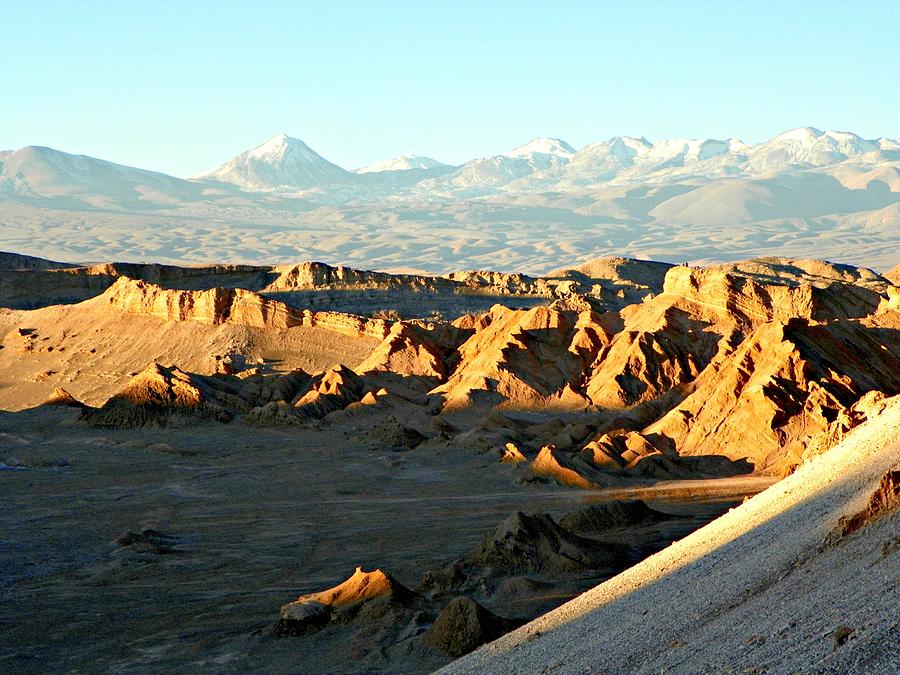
[361,416,427,450]
[357,321,454,378]
[558,500,673,536]
[276,566,415,635]
[99,277,391,339]
[4,253,899,483]
[290,365,368,419]
[81,362,244,427]
[433,305,608,411]
[421,511,629,595]
[885,264,900,286]
[500,442,527,463]
[0,251,75,271]
[43,387,85,408]
[531,445,597,488]
[425,597,520,657]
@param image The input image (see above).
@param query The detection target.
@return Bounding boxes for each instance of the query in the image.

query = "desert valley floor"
[1,250,898,672]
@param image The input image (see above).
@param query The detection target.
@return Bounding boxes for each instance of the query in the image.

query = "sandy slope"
[0,299,379,409]
[443,397,900,674]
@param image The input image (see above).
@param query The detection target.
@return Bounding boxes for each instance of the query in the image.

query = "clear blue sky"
[4,0,899,176]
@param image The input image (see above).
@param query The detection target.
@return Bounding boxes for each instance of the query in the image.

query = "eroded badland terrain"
[1,251,899,672]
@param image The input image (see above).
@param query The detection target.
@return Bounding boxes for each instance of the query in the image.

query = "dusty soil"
[0,406,766,673]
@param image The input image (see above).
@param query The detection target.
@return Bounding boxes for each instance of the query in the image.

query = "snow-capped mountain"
[0,145,208,204]
[497,135,748,190]
[440,137,576,190]
[746,127,880,172]
[355,154,448,174]
[3,127,898,202]
[179,128,900,195]
[199,133,352,190]
[508,129,895,191]
[2,127,899,274]
[548,136,651,184]
[505,137,576,159]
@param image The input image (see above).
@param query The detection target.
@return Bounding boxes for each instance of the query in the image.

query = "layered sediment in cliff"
[98,277,391,339]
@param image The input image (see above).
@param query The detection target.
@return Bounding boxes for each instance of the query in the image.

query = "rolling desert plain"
[1,129,900,673]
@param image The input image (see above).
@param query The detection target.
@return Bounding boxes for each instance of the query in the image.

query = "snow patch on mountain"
[505,138,576,158]
[355,154,448,174]
[199,133,352,190]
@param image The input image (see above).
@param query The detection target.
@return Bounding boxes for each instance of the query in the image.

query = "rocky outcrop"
[282,566,405,613]
[290,365,368,419]
[44,387,86,408]
[425,511,629,587]
[710,257,893,294]
[267,262,636,313]
[445,270,548,295]
[433,305,608,411]
[82,261,273,290]
[361,416,427,450]
[531,445,596,488]
[500,442,527,463]
[268,261,450,292]
[582,430,667,471]
[276,566,415,635]
[657,265,881,324]
[425,597,519,657]
[412,510,635,626]
[98,277,391,339]
[827,468,900,543]
[546,256,673,308]
[558,500,673,536]
[81,363,246,428]
[885,264,900,286]
[632,318,900,472]
[239,369,311,407]
[548,256,673,289]
[0,267,119,309]
[581,263,889,410]
[0,259,275,310]
[0,251,75,271]
[357,322,453,378]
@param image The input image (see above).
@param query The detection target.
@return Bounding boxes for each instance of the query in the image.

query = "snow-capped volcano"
[199,133,351,190]
[355,154,448,174]
[505,137,576,158]
[3,126,900,273]
[6,127,899,204]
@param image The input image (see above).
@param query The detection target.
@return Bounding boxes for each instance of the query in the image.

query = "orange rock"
[500,442,526,463]
[532,445,595,489]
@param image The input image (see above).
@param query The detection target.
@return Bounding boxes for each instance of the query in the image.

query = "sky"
[3,0,899,177]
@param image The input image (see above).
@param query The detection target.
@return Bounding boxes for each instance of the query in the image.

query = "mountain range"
[1,127,899,273]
